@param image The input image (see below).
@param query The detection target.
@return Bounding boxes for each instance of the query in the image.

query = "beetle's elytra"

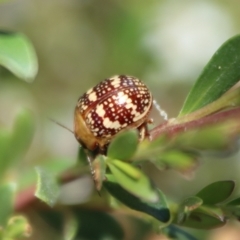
[74,75,153,153]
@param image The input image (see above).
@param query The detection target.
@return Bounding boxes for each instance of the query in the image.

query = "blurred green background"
[1,0,240,238]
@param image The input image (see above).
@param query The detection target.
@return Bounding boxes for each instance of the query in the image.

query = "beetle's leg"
[84,148,101,196]
[138,118,153,141]
[147,118,154,124]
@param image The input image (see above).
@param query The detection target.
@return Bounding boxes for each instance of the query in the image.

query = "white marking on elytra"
[103,117,121,129]
[81,105,88,111]
[95,104,105,117]
[86,87,93,94]
[132,95,153,122]
[117,92,128,105]
[110,76,121,88]
[88,92,97,101]
[130,104,138,116]
[126,98,132,103]
[125,99,134,109]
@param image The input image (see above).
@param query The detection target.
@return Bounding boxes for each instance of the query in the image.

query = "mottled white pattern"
[95,104,105,117]
[86,87,93,94]
[76,75,153,142]
[110,76,121,88]
[117,92,128,105]
[88,92,97,101]
[103,117,121,129]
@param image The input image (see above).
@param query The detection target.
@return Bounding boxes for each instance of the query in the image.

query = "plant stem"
[172,87,240,124]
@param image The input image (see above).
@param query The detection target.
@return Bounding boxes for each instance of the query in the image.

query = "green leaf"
[196,180,235,205]
[107,159,158,202]
[227,197,240,206]
[152,150,199,174]
[180,206,226,229]
[37,211,63,234]
[0,109,35,177]
[109,159,141,180]
[176,87,240,124]
[77,147,88,165]
[19,157,73,190]
[179,34,240,116]
[104,174,170,223]
[0,129,11,176]
[166,225,198,240]
[175,124,232,151]
[9,109,35,160]
[176,196,203,224]
[133,135,199,174]
[132,135,167,163]
[107,130,138,161]
[222,204,240,220]
[4,215,32,239]
[0,183,15,227]
[35,166,60,207]
[73,209,124,240]
[64,214,78,240]
[38,209,124,240]
[0,31,38,82]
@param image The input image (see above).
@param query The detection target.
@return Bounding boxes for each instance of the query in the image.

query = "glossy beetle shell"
[74,75,153,152]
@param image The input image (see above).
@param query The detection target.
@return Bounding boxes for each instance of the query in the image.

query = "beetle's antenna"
[49,118,74,134]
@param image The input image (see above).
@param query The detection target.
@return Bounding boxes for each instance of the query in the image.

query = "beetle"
[74,75,153,154]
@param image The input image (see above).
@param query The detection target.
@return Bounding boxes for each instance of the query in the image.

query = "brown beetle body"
[74,75,153,153]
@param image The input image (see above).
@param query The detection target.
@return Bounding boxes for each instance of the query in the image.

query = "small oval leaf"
[176,196,203,224]
[179,35,240,116]
[73,209,124,240]
[4,216,32,239]
[77,147,89,165]
[196,180,235,205]
[227,197,240,206]
[104,174,170,223]
[180,206,226,229]
[0,183,15,227]
[9,109,35,162]
[0,31,38,82]
[64,214,78,240]
[167,225,199,240]
[107,160,158,202]
[35,166,60,207]
[0,129,11,176]
[0,109,35,176]
[152,150,199,175]
[107,130,138,161]
[109,159,140,180]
